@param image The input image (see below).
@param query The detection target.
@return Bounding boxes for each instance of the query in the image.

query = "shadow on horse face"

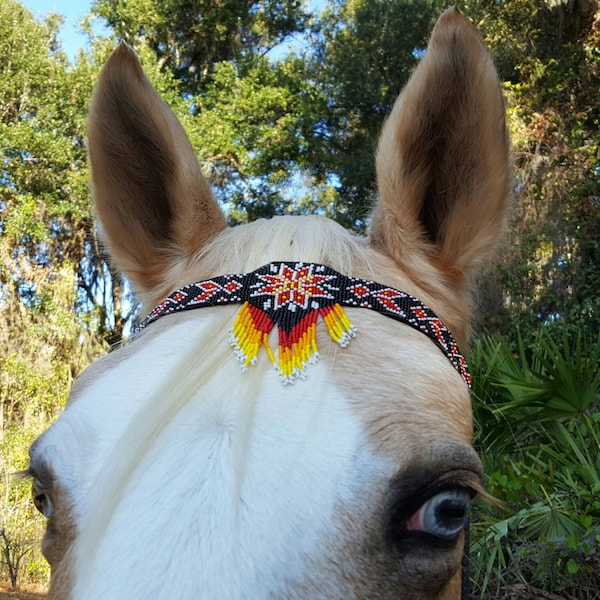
[28,8,510,599]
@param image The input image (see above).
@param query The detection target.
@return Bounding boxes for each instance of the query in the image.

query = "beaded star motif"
[137,262,471,387]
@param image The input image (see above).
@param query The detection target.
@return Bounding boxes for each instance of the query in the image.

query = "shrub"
[469,326,600,598]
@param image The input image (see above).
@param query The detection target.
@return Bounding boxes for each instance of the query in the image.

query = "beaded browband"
[137,262,471,387]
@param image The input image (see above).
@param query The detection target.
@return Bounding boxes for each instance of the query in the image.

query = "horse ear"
[88,44,227,297]
[371,8,510,289]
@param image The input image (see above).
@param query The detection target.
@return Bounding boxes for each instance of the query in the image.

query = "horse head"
[29,8,510,599]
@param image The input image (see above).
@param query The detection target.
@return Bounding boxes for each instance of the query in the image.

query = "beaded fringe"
[229,301,356,384]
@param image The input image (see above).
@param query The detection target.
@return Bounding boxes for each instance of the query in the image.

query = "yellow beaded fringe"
[229,301,356,384]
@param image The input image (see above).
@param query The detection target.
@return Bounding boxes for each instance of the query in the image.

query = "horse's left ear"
[370,8,511,290]
[88,44,227,299]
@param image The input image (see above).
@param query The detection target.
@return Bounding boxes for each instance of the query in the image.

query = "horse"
[27,8,510,599]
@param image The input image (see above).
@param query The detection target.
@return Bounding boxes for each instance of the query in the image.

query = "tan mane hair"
[197,216,371,279]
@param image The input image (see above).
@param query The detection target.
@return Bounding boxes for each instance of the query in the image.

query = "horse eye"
[32,479,54,519]
[406,489,471,540]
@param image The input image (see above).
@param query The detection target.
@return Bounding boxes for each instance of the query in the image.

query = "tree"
[308,0,445,227]
[92,0,310,95]
[0,0,158,344]
[463,0,600,342]
[88,0,331,226]
[0,0,95,331]
[0,527,31,591]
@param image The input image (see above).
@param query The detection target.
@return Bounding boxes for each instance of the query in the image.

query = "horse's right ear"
[88,44,227,300]
[371,8,510,292]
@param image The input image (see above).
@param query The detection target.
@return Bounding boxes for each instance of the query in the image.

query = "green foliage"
[0,0,137,344]
[91,0,309,94]
[0,264,105,590]
[0,427,48,589]
[0,0,98,317]
[470,0,600,343]
[311,0,444,225]
[0,0,93,218]
[189,55,328,221]
[470,327,600,598]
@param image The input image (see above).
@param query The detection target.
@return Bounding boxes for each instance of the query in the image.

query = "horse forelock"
[139,215,372,312]
[156,214,469,345]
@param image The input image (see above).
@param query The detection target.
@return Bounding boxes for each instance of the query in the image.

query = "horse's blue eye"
[407,489,471,540]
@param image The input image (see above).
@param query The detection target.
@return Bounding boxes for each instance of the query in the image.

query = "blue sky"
[23,0,94,59]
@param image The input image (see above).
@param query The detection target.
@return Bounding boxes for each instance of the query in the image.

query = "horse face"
[29,8,510,599]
